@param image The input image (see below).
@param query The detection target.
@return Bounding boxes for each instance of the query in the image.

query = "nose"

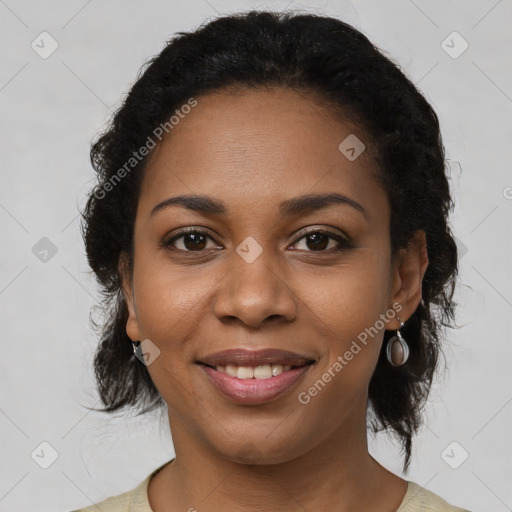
[212,248,297,328]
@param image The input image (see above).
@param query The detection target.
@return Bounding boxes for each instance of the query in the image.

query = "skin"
[120,86,429,512]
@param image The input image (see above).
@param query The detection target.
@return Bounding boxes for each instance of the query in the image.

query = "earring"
[132,340,142,359]
[386,317,409,367]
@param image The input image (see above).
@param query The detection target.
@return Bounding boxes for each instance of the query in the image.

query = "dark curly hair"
[81,10,458,473]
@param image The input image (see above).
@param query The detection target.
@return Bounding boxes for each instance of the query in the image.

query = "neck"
[148,400,406,512]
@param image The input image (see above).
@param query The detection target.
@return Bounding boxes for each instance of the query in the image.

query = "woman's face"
[122,87,420,463]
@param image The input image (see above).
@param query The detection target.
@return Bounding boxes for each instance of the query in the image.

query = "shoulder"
[397,481,472,512]
[70,459,174,512]
[70,477,150,512]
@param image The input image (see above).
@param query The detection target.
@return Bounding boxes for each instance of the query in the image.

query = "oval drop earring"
[386,318,410,367]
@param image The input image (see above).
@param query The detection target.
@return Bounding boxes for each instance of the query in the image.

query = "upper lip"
[197,348,315,368]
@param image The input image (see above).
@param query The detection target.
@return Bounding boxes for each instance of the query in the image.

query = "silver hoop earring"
[386,318,409,367]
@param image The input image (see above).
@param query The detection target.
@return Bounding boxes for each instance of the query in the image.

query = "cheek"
[130,257,207,402]
[308,251,391,336]
[133,261,207,342]
[301,252,392,391]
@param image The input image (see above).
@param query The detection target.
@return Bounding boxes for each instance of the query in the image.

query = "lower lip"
[199,364,312,405]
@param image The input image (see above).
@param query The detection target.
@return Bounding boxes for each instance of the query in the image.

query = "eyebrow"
[150,193,368,219]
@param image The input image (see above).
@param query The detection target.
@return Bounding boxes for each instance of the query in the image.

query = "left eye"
[291,230,350,252]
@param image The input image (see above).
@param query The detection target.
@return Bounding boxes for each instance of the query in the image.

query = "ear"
[118,251,141,342]
[388,230,429,329]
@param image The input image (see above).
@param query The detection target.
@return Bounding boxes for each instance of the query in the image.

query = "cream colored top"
[72,459,471,512]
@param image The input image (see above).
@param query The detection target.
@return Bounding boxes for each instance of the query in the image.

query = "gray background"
[1,1,511,511]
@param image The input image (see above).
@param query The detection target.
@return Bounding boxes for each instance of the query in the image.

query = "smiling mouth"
[198,361,314,405]
[199,361,314,380]
[196,348,316,403]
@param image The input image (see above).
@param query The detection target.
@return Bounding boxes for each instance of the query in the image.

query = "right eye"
[163,229,222,252]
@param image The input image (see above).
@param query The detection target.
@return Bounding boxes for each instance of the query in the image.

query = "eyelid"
[291,225,351,243]
[289,228,354,252]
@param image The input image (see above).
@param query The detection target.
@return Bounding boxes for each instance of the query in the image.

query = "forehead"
[140,87,385,218]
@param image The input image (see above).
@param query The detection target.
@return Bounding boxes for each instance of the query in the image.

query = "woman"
[74,10,471,512]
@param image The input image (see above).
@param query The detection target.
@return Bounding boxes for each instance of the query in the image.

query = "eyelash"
[162,227,353,254]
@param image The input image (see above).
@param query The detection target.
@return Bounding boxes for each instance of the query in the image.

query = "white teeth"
[272,365,283,377]
[225,365,238,377]
[237,366,254,379]
[214,363,294,379]
[253,365,272,379]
